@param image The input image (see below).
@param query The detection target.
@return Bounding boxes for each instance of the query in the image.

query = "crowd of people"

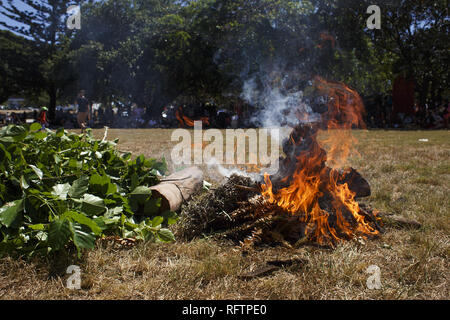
[365,95,450,129]
[1,90,449,130]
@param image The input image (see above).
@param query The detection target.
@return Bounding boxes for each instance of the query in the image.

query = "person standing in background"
[75,90,91,133]
[37,107,49,129]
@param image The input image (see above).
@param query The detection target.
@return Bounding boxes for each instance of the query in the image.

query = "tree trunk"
[48,85,57,123]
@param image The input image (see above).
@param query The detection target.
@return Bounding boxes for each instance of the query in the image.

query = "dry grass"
[0,128,449,300]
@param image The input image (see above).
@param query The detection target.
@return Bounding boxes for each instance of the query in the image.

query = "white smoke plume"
[241,76,320,129]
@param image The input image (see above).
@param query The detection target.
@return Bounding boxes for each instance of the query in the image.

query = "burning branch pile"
[178,77,383,248]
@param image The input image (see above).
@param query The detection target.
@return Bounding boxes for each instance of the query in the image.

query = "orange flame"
[261,77,378,245]
[176,106,210,127]
[317,33,336,49]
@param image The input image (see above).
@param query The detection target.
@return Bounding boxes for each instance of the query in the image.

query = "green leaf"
[69,158,82,169]
[105,206,123,218]
[130,186,152,197]
[0,200,24,228]
[35,231,48,242]
[144,197,161,216]
[80,194,106,216]
[163,211,179,226]
[28,224,45,230]
[56,128,65,138]
[70,222,96,253]
[20,176,29,190]
[0,136,14,143]
[151,216,164,227]
[121,152,131,161]
[34,131,46,140]
[54,154,61,164]
[129,186,152,211]
[0,143,11,162]
[63,211,102,236]
[51,183,71,200]
[48,218,71,251]
[157,228,175,242]
[89,173,116,196]
[30,123,42,132]
[29,165,43,180]
[68,176,89,199]
[6,125,28,142]
[92,217,108,231]
[130,173,139,191]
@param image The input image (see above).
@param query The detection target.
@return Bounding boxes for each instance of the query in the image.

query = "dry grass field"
[0,128,449,300]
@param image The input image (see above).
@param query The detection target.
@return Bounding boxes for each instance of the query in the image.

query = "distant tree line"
[0,0,448,121]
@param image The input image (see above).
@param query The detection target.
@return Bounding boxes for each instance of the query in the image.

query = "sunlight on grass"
[1,129,448,300]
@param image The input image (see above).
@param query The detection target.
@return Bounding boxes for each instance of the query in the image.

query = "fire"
[176,106,210,127]
[261,77,379,245]
[317,33,336,49]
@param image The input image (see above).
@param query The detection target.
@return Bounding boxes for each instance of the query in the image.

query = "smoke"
[240,65,321,129]
[206,158,263,183]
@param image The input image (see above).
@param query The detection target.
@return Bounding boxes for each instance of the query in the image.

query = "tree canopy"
[1,0,448,119]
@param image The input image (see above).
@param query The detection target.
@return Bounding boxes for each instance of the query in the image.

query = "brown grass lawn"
[0,128,449,300]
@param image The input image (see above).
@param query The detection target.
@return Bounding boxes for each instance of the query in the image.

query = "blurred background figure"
[37,107,49,129]
[75,90,91,133]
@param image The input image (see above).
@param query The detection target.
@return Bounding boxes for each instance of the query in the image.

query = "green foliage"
[1,0,448,114]
[0,30,44,104]
[0,124,177,258]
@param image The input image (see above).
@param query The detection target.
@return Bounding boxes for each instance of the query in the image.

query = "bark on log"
[150,166,203,212]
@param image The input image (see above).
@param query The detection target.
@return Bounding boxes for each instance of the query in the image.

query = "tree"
[71,0,179,115]
[0,0,82,120]
[0,30,43,103]
[374,0,449,106]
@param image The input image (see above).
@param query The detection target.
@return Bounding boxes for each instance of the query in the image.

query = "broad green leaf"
[20,176,29,190]
[141,229,155,242]
[28,224,45,230]
[54,154,61,164]
[0,136,14,143]
[35,231,47,242]
[129,186,152,211]
[56,128,65,138]
[92,217,108,231]
[89,173,116,196]
[157,228,175,242]
[29,165,43,180]
[144,198,161,216]
[69,159,82,169]
[121,152,132,161]
[130,173,139,191]
[51,183,71,200]
[80,194,106,216]
[0,200,24,228]
[105,206,123,218]
[130,186,152,196]
[62,211,102,235]
[0,144,11,162]
[70,222,96,253]
[68,176,89,199]
[6,125,28,142]
[30,123,42,132]
[34,131,47,140]
[151,216,164,227]
[48,218,71,251]
[163,211,179,226]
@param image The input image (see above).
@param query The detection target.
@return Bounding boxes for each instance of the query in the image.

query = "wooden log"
[150,166,203,212]
[338,167,371,198]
